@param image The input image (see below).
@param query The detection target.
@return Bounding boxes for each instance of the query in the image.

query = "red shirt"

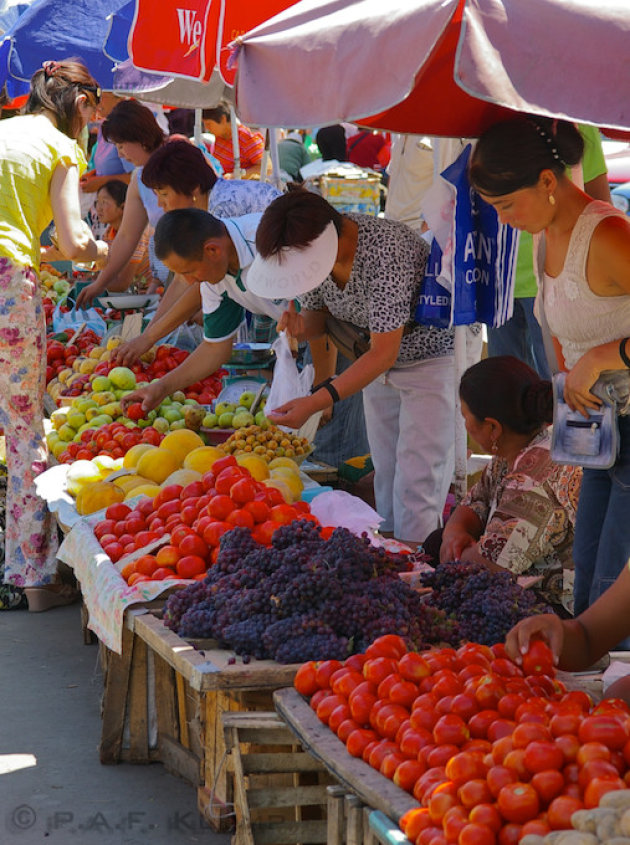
[213,124,265,174]
[346,131,390,169]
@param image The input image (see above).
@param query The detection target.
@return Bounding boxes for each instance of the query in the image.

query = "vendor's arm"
[266,326,403,429]
[113,283,201,366]
[80,170,132,193]
[76,173,148,308]
[563,215,630,415]
[121,336,233,413]
[439,505,484,564]
[308,334,338,426]
[45,163,108,265]
[506,564,630,671]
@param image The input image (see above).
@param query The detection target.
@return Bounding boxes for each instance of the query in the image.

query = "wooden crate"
[223,711,334,845]
[129,612,301,832]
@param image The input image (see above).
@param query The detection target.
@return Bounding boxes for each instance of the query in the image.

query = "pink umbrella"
[231,0,630,135]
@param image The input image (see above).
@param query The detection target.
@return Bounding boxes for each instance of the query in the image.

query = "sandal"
[25,584,81,613]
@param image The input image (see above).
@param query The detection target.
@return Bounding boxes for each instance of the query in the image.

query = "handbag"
[536,235,622,469]
[324,314,371,361]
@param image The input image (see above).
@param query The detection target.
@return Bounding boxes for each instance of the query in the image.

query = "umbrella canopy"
[0,0,128,97]
[232,0,630,135]
[129,0,300,86]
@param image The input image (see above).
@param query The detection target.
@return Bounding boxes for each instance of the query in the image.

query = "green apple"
[202,412,218,428]
[146,409,157,422]
[65,410,86,430]
[238,391,256,409]
[232,411,254,429]
[89,413,113,427]
[169,419,186,430]
[91,375,112,392]
[215,401,236,417]
[136,418,151,428]
[100,402,121,418]
[172,390,186,403]
[254,411,269,429]
[218,411,234,428]
[183,398,199,406]
[74,397,97,415]
[162,407,183,424]
[152,417,170,433]
[108,366,136,391]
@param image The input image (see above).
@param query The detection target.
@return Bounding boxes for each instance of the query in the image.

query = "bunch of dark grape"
[163,521,455,662]
[421,561,552,645]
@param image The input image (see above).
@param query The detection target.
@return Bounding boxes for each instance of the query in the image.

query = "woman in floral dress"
[0,59,108,609]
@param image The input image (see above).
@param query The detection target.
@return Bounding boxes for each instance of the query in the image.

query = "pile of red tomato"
[93,454,321,581]
[294,635,630,845]
[56,421,164,463]
[46,328,103,383]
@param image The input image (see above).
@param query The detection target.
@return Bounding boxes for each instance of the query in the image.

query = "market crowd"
[2,57,630,663]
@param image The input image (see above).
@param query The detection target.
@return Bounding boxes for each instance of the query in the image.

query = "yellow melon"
[158,429,205,465]
[235,453,270,481]
[269,467,304,501]
[123,442,158,469]
[262,478,293,504]
[162,468,203,487]
[136,447,181,484]
[66,460,102,496]
[182,445,224,474]
[75,481,124,515]
[124,483,161,502]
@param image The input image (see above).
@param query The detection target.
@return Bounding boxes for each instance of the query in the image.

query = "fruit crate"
[223,711,334,844]
[127,612,301,832]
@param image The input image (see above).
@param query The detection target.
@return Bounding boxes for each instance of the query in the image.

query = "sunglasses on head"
[80,83,101,105]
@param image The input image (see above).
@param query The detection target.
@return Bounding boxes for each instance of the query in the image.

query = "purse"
[324,314,371,361]
[536,235,623,469]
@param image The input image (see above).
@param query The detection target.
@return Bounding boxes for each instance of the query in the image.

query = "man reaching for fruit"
[120,208,289,415]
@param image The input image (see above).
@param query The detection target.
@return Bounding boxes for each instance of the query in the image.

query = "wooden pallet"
[223,711,334,845]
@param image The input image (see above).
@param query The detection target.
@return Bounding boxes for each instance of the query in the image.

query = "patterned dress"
[463,429,582,610]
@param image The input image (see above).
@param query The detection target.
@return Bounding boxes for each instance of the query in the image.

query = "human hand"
[76,279,106,309]
[564,353,602,417]
[504,614,564,666]
[121,381,168,415]
[318,407,333,428]
[79,171,99,192]
[439,530,476,564]
[41,244,65,263]
[277,302,305,338]
[266,395,318,429]
[112,336,149,367]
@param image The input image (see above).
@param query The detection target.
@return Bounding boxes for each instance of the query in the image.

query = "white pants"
[362,355,455,544]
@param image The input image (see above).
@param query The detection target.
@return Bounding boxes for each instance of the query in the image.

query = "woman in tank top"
[468,115,630,634]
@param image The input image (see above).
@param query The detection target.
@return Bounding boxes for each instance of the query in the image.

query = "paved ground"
[0,603,231,845]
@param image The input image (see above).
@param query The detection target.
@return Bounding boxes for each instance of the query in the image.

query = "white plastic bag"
[266,331,320,439]
[52,301,106,337]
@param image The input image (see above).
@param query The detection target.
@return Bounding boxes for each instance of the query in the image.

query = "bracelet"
[620,337,630,369]
[311,377,340,404]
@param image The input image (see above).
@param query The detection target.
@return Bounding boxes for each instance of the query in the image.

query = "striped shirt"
[212,125,265,175]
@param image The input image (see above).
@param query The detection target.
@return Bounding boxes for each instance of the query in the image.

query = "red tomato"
[469,709,500,739]
[314,659,343,689]
[349,682,378,725]
[363,657,398,686]
[531,769,565,805]
[487,719,517,743]
[584,777,626,808]
[270,503,298,524]
[230,477,256,505]
[487,765,517,798]
[555,733,580,764]
[365,634,408,660]
[294,661,319,697]
[458,778,493,810]
[397,651,431,682]
[94,518,117,540]
[103,541,124,562]
[578,714,629,750]
[134,555,159,577]
[512,722,552,748]
[442,806,469,843]
[175,555,206,579]
[242,499,271,524]
[523,740,565,774]
[445,750,486,785]
[337,718,360,743]
[207,494,235,520]
[577,758,620,792]
[496,782,540,824]
[151,567,177,581]
[127,572,151,586]
[458,822,497,845]
[521,639,555,676]
[202,520,232,547]
[433,714,470,746]
[105,502,131,521]
[547,795,583,829]
[226,508,255,530]
[468,803,502,833]
[328,703,352,734]
[178,534,210,560]
[576,741,612,766]
[427,788,459,824]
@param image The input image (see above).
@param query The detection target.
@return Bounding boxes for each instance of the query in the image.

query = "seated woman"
[433,356,582,613]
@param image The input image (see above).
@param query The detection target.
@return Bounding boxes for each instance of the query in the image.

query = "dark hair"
[98,179,127,207]
[202,100,230,123]
[255,189,343,258]
[141,139,217,195]
[24,59,100,140]
[459,356,553,435]
[469,116,584,197]
[102,99,165,151]
[154,208,227,261]
[315,124,347,162]
[166,107,195,137]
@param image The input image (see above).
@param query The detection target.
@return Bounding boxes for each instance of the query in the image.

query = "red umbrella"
[130,0,299,87]
[231,0,630,136]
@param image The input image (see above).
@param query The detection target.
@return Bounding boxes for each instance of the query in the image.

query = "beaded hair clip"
[42,60,61,78]
[529,118,565,167]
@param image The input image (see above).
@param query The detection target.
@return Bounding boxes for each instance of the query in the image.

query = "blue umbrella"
[0,0,128,97]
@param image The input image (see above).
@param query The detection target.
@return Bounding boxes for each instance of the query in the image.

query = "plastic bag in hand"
[266,332,318,436]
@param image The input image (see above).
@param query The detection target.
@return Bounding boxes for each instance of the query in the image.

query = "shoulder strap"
[535,234,560,376]
[348,132,369,153]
